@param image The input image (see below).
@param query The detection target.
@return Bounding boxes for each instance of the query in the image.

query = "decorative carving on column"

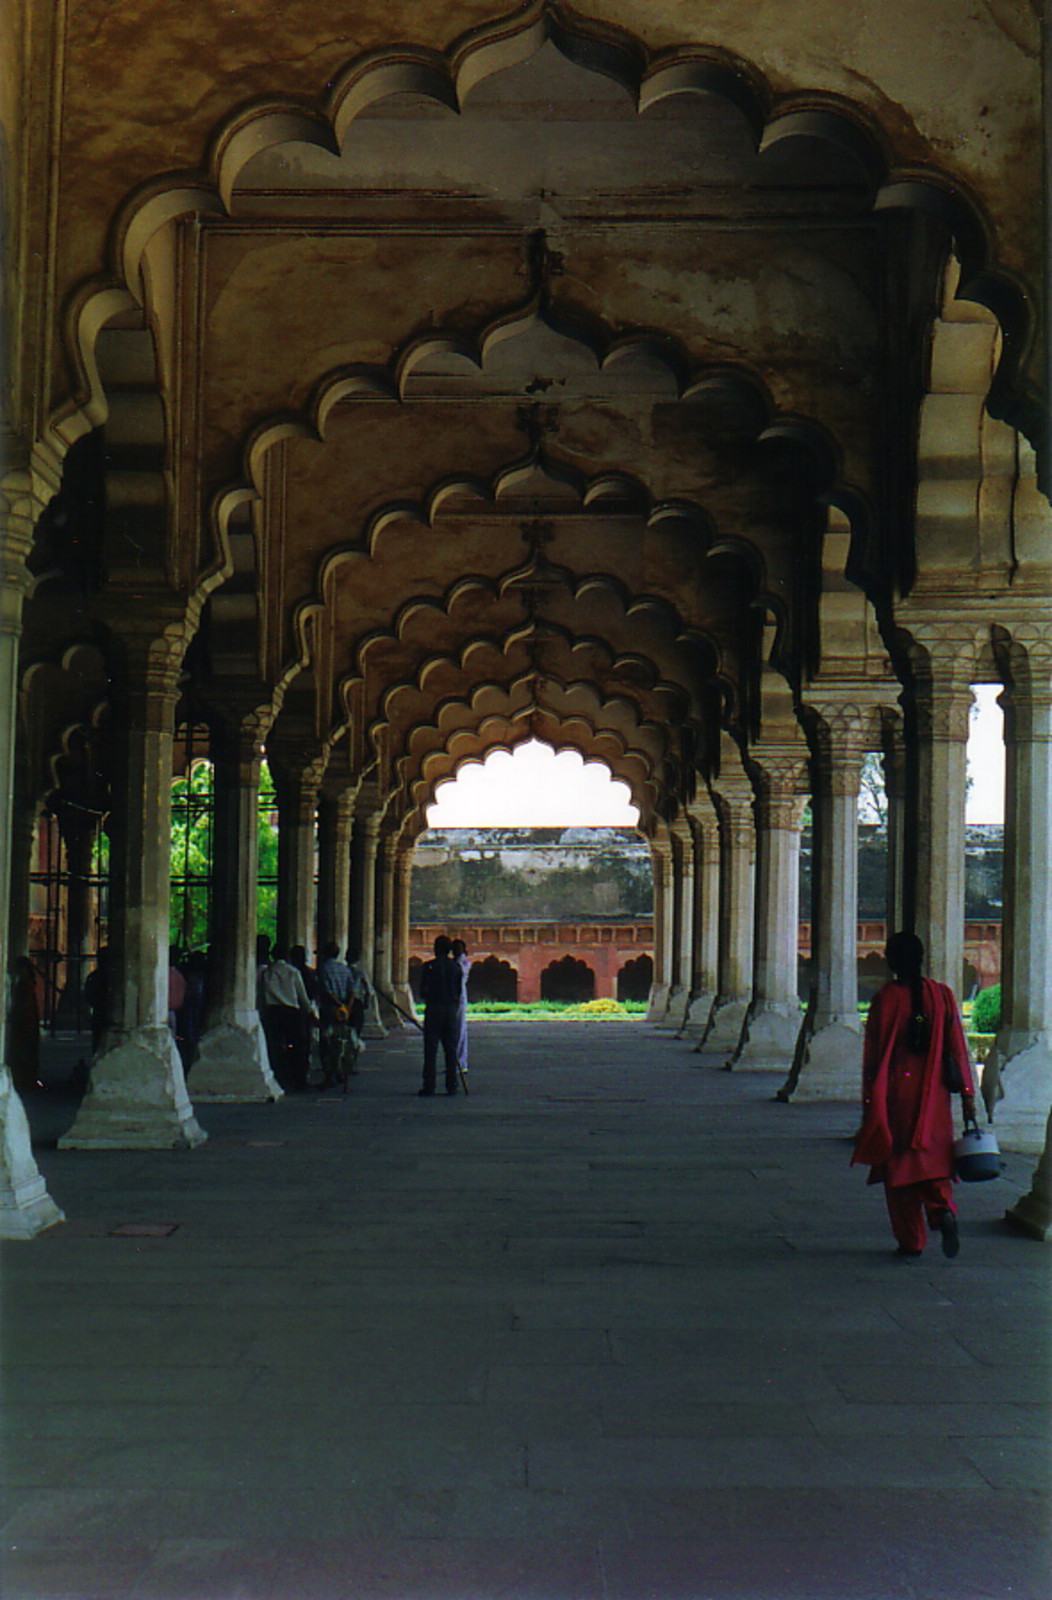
[785,700,883,1101]
[732,752,809,1071]
[0,467,64,1232]
[645,830,674,1024]
[392,840,418,1019]
[61,624,206,1149]
[700,742,756,1058]
[680,794,720,1039]
[349,785,388,1037]
[659,818,694,1031]
[899,621,982,991]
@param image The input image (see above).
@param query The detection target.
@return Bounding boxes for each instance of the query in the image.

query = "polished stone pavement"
[3,1021,1050,1600]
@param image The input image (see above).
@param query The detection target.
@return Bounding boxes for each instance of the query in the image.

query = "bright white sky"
[967,683,1004,824]
[427,741,639,826]
[425,691,1006,827]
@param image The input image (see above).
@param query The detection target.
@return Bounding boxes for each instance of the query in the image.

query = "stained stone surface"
[3,1021,1050,1599]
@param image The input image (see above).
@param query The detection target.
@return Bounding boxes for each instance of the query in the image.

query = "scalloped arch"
[51,0,1036,468]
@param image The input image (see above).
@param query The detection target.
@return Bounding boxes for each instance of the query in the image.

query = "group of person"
[417,935,470,1096]
[256,937,372,1093]
[5,919,984,1257]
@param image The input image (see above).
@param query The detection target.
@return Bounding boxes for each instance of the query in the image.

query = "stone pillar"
[5,788,36,967]
[273,767,317,959]
[701,771,756,1058]
[644,835,673,1024]
[60,639,206,1149]
[316,789,355,956]
[373,827,400,1027]
[733,759,808,1071]
[191,715,281,1102]
[661,820,693,1030]
[984,626,1052,1157]
[681,796,720,1038]
[881,710,910,938]
[787,712,868,1100]
[392,846,418,1019]
[907,631,976,992]
[349,808,386,1037]
[0,477,64,1233]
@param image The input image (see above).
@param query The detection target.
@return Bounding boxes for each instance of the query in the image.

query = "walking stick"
[375,986,470,1094]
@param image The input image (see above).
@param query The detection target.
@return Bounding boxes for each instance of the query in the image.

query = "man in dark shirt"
[419,934,464,1097]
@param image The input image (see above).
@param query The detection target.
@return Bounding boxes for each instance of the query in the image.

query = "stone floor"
[3,1021,1050,1600]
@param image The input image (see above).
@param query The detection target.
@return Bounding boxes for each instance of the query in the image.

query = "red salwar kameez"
[852,978,974,1254]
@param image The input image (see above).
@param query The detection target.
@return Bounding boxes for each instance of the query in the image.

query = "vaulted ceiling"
[7,2,1045,834]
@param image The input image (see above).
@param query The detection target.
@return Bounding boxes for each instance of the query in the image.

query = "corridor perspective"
[5,1022,1050,1600]
[2,5,1051,1595]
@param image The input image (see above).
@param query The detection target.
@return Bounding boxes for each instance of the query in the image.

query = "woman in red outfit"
[853,932,976,1257]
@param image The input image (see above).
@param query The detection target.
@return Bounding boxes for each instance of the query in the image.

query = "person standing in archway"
[419,934,463,1097]
[852,931,976,1258]
[451,937,470,1085]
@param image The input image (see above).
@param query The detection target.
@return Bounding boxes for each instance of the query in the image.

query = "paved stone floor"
[3,1021,1050,1600]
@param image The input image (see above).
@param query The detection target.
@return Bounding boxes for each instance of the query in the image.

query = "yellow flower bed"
[563,998,629,1018]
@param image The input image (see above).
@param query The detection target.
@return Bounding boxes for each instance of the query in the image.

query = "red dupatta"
[851,979,973,1170]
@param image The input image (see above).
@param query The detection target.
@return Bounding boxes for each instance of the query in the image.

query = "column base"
[376,989,405,1030]
[393,985,419,1025]
[361,992,388,1039]
[0,1071,65,1239]
[659,986,689,1031]
[1004,1101,1052,1240]
[781,1018,862,1102]
[697,997,749,1060]
[190,1018,282,1102]
[732,1002,803,1071]
[678,991,715,1039]
[645,983,671,1025]
[982,1033,1052,1156]
[59,1026,207,1149]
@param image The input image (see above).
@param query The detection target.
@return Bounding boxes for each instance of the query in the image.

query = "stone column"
[5,788,36,967]
[273,767,318,959]
[373,827,400,1027]
[0,474,64,1233]
[644,835,673,1024]
[701,770,756,1059]
[733,759,808,1071]
[681,796,719,1038]
[316,788,355,956]
[349,807,386,1037]
[985,625,1052,1161]
[392,846,418,1019]
[787,711,868,1100]
[881,709,910,938]
[661,820,694,1030]
[60,638,206,1148]
[906,630,977,992]
[192,714,281,1102]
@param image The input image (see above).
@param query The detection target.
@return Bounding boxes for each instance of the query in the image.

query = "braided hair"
[885,931,927,1052]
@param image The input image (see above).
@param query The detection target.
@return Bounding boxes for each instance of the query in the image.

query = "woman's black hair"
[885,931,927,1051]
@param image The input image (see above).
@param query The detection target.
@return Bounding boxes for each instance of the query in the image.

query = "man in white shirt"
[259,945,314,1091]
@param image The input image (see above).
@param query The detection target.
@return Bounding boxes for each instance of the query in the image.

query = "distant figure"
[178,949,209,1069]
[451,937,470,1080]
[82,947,110,1052]
[6,956,42,1094]
[852,932,976,1259]
[167,950,187,1037]
[419,934,464,1097]
[317,941,371,1089]
[259,944,314,1091]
